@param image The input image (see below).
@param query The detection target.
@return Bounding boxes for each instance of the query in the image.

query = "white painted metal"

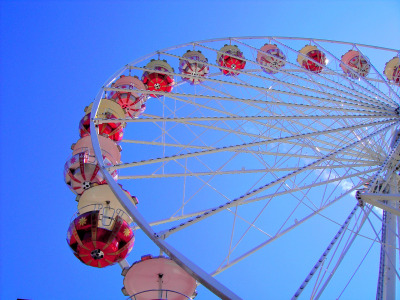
[379,175,400,300]
[98,114,395,124]
[104,84,392,114]
[382,207,397,300]
[90,98,243,300]
[109,120,397,172]
[156,123,395,239]
[292,204,359,299]
[211,188,360,277]
[88,37,400,299]
[313,205,374,299]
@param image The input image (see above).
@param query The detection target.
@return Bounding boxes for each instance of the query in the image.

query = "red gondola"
[142,60,174,98]
[67,210,134,268]
[297,45,327,73]
[79,112,124,142]
[217,45,246,76]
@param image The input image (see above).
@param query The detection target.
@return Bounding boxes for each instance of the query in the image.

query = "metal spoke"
[85,36,400,300]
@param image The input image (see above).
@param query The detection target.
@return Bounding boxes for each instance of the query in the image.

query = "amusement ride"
[63,37,400,299]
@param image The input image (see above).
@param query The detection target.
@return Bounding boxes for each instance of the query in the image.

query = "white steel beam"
[360,193,400,201]
[109,119,396,171]
[128,168,377,232]
[313,206,373,299]
[90,92,243,300]
[379,174,399,300]
[97,114,393,124]
[292,204,359,299]
[105,85,389,114]
[118,164,375,180]
[212,188,357,277]
[156,125,391,239]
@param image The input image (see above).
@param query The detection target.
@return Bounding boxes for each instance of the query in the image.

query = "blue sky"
[1,1,400,299]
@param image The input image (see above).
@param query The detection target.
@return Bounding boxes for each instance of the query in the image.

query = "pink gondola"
[341,50,371,79]
[257,44,286,74]
[109,75,147,118]
[122,255,197,300]
[179,50,209,84]
[64,135,121,194]
[63,151,117,195]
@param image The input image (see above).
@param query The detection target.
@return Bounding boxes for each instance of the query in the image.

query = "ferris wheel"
[64,37,400,299]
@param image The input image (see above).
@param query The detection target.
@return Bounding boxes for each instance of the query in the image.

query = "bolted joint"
[357,199,364,208]
[355,190,364,207]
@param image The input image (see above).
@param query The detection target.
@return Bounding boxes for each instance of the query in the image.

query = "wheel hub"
[83,181,91,190]
[91,249,104,260]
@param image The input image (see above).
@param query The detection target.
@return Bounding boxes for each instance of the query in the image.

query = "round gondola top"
[123,255,197,300]
[340,50,371,78]
[256,43,286,74]
[142,59,175,98]
[384,56,400,85]
[297,45,327,73]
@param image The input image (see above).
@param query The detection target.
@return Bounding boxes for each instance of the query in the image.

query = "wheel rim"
[89,37,400,299]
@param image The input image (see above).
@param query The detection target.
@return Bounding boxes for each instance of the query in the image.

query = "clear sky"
[1,1,400,299]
